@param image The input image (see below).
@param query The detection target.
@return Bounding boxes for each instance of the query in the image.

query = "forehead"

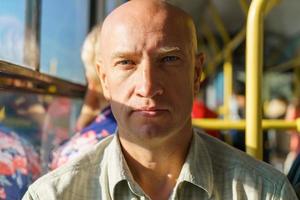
[103,17,192,56]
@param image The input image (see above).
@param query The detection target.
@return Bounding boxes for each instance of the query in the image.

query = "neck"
[119,123,193,200]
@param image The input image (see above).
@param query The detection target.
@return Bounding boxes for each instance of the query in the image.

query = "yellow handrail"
[201,19,220,56]
[196,0,283,160]
[207,27,246,71]
[208,2,230,43]
[200,19,221,76]
[245,0,283,160]
[265,0,282,14]
[239,0,250,14]
[208,1,233,119]
[205,0,279,73]
[193,118,300,132]
[246,0,268,160]
[268,56,300,72]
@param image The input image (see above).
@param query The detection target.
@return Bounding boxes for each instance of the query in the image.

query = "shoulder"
[24,135,115,200]
[195,129,279,175]
[194,129,296,199]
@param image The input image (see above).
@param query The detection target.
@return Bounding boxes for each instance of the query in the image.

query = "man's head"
[96,0,204,143]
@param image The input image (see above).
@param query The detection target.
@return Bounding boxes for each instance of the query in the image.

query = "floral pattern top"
[50,106,117,170]
[0,124,41,200]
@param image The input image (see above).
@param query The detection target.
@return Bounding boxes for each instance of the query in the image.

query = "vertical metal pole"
[208,1,233,119]
[201,19,220,76]
[223,58,233,119]
[239,0,250,15]
[294,67,300,100]
[96,0,106,22]
[245,0,268,159]
[24,0,41,70]
[89,0,97,30]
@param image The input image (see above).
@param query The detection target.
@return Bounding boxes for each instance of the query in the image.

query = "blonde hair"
[81,24,102,82]
[76,24,108,130]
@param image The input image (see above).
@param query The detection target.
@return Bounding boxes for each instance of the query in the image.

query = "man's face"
[98,15,202,142]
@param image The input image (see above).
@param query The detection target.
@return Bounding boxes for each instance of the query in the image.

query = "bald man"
[23,1,296,199]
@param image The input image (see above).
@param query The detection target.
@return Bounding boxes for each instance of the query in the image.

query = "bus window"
[0,0,26,66]
[40,0,90,84]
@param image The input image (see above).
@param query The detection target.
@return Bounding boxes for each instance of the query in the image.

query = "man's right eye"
[114,59,136,70]
[117,60,135,65]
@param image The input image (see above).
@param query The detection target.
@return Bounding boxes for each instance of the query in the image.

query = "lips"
[132,107,168,117]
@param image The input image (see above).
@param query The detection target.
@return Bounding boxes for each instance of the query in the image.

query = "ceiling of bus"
[265,0,300,37]
[167,0,300,38]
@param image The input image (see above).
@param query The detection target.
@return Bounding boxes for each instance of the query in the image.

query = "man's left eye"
[161,56,179,62]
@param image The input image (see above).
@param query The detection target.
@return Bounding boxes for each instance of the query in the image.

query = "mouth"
[132,107,168,117]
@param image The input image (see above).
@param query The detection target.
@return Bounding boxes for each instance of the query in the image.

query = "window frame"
[0,0,127,98]
[0,60,86,98]
[0,0,101,98]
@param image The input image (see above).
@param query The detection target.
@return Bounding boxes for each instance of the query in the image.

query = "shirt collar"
[105,129,214,199]
[106,133,145,198]
[176,129,214,198]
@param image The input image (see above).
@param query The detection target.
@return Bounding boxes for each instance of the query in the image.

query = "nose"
[135,60,163,98]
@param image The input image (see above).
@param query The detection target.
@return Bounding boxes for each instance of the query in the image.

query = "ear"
[95,60,111,100]
[194,53,204,96]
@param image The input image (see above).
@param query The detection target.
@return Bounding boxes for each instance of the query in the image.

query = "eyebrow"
[111,51,138,60]
[156,46,181,54]
[111,46,182,59]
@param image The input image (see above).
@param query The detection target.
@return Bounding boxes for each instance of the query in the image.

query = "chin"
[135,124,174,140]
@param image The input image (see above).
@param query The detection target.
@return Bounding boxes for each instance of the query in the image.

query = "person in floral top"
[50,106,116,169]
[0,124,41,200]
[50,25,117,170]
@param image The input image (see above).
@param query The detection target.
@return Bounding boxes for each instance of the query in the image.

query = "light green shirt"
[23,129,297,200]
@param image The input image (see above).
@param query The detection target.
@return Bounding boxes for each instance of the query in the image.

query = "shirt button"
[140,196,146,200]
[131,198,137,200]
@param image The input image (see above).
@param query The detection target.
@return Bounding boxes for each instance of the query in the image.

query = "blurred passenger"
[192,94,221,138]
[0,123,41,200]
[285,99,300,198]
[50,25,117,170]
[264,95,289,163]
[284,98,300,173]
[287,152,300,198]
[75,25,109,131]
[229,80,246,151]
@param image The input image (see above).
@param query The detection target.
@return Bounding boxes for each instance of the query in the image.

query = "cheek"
[172,69,193,91]
[110,100,127,125]
[106,71,135,102]
[168,72,194,104]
